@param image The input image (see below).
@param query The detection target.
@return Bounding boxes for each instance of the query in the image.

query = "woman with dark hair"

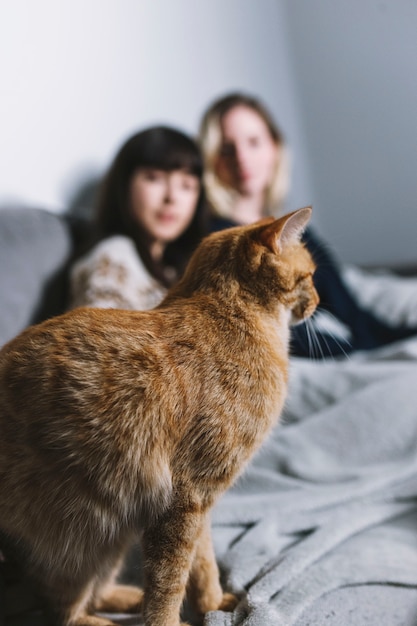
[70,125,207,310]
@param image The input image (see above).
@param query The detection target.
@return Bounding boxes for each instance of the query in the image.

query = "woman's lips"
[237,170,252,182]
[155,212,181,226]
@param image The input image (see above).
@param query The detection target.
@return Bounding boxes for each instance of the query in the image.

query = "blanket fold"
[206,339,417,625]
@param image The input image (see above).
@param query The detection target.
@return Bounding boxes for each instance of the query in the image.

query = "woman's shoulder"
[302,226,337,264]
[72,235,141,271]
[71,234,156,287]
[80,234,138,260]
[209,216,239,232]
[70,235,166,311]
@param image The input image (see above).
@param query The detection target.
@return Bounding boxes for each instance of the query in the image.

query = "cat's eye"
[296,272,314,286]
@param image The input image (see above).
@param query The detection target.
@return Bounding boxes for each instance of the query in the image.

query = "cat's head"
[168,207,319,325]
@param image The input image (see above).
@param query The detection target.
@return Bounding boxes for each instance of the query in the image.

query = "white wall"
[285,0,417,266]
[2,0,416,267]
[0,0,312,216]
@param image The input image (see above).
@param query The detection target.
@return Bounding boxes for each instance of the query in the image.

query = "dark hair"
[93,126,207,287]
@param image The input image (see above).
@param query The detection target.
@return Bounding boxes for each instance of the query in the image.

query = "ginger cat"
[0,207,318,626]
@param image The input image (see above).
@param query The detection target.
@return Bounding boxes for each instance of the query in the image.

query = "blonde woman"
[199,92,417,357]
[199,92,290,227]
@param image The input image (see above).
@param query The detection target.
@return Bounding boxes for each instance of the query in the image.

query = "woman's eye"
[182,178,199,191]
[248,137,260,147]
[144,170,163,181]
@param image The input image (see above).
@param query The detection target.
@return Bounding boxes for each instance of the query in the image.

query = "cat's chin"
[290,314,310,326]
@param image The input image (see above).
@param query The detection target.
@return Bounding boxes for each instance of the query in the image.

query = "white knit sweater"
[70,235,167,311]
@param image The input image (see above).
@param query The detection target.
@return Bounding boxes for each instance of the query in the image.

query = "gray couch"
[0,207,89,349]
[0,207,91,623]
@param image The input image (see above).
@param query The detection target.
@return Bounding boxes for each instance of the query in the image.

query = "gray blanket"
[106,337,417,626]
[206,337,417,625]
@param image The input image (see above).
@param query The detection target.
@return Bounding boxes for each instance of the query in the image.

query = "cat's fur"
[0,208,318,626]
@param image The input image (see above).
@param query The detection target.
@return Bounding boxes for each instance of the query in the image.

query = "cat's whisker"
[308,309,352,361]
[317,310,353,361]
[306,314,337,362]
[321,310,353,350]
[327,333,352,360]
[304,319,317,361]
[312,321,327,361]
[306,317,325,361]
[305,319,318,361]
[316,327,337,362]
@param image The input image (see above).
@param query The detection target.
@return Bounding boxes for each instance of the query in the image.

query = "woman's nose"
[163,180,176,204]
[234,147,247,171]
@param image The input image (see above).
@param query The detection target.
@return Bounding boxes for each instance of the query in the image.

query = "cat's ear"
[259,207,312,254]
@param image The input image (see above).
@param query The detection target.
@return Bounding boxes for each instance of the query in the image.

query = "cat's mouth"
[290,296,319,326]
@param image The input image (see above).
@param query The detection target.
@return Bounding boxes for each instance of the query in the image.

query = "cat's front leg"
[93,551,143,614]
[141,499,204,626]
[94,584,144,614]
[187,513,238,615]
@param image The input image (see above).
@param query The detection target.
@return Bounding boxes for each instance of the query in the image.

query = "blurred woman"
[199,92,289,227]
[199,92,417,358]
[70,125,207,310]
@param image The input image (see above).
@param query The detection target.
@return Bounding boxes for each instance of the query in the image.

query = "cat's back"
[0,306,158,369]
[0,307,166,417]
[0,306,180,512]
[0,302,232,423]
[0,298,283,452]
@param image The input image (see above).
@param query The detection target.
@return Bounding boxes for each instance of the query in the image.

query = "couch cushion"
[0,207,73,347]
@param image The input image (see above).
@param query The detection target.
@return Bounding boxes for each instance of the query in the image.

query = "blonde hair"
[199,92,291,219]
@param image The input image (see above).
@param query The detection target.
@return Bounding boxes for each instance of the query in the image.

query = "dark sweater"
[210,217,416,358]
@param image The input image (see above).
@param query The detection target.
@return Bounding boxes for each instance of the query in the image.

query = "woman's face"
[129,168,200,254]
[215,105,279,197]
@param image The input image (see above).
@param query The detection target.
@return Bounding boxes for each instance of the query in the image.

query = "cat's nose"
[306,294,319,319]
[297,292,319,322]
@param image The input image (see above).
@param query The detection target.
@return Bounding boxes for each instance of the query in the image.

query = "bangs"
[126,126,203,178]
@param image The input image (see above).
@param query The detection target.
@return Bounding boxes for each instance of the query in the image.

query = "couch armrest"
[0,207,73,347]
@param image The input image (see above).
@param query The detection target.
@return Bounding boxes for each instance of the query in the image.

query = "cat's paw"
[73,616,118,626]
[189,588,239,615]
[218,592,239,612]
[94,584,144,613]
